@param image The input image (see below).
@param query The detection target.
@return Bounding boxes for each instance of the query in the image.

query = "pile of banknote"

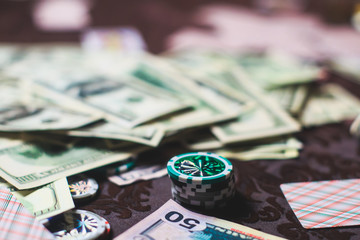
[1,44,360,238]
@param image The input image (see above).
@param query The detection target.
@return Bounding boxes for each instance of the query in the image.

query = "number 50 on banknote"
[115,199,286,240]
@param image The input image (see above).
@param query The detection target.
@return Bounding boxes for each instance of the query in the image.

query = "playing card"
[281,178,360,229]
[0,188,55,239]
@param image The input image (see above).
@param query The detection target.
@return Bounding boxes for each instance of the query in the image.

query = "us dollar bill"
[0,178,74,220]
[61,121,165,147]
[300,84,360,127]
[266,84,311,117]
[227,50,321,89]
[4,47,190,129]
[209,69,300,144]
[167,49,321,89]
[167,50,300,144]
[214,138,302,161]
[218,148,300,161]
[115,199,286,240]
[0,77,100,132]
[0,135,136,189]
[129,57,245,132]
[30,76,189,128]
[182,131,302,160]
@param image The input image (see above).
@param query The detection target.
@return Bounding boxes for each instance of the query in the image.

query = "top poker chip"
[167,152,233,184]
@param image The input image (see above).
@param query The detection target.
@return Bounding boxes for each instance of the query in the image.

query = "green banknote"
[63,121,165,147]
[169,54,300,144]
[211,76,300,144]
[0,136,135,189]
[129,56,244,132]
[115,199,286,240]
[167,49,321,89]
[3,46,190,129]
[181,129,301,160]
[0,178,74,220]
[215,138,302,161]
[31,76,189,128]
[300,84,360,127]
[0,77,100,132]
[229,51,321,89]
[266,84,311,117]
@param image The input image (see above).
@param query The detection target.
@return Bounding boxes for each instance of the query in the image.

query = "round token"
[46,210,107,240]
[68,175,99,201]
[98,215,111,240]
[167,152,233,184]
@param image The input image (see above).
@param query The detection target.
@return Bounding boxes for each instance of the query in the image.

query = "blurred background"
[1,0,360,54]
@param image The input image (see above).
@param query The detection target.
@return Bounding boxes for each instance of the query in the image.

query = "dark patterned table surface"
[1,1,360,239]
[81,102,360,240]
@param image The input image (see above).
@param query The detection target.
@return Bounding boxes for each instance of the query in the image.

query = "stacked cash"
[328,57,360,138]
[0,44,360,226]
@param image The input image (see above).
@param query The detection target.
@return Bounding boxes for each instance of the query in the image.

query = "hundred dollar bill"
[108,165,167,186]
[215,138,302,161]
[0,77,100,132]
[0,178,74,220]
[182,132,301,160]
[0,136,136,189]
[300,84,360,127]
[129,57,245,132]
[266,84,311,117]
[210,69,300,144]
[167,49,321,89]
[230,51,321,89]
[130,58,190,97]
[4,48,190,129]
[3,44,85,80]
[219,148,300,160]
[30,75,190,128]
[62,121,165,147]
[167,50,300,144]
[115,199,286,240]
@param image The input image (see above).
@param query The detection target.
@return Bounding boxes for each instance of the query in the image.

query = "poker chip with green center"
[167,152,235,209]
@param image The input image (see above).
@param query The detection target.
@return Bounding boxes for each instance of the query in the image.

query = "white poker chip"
[47,209,108,240]
[68,175,99,201]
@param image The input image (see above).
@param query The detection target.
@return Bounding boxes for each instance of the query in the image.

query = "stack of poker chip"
[167,152,235,209]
